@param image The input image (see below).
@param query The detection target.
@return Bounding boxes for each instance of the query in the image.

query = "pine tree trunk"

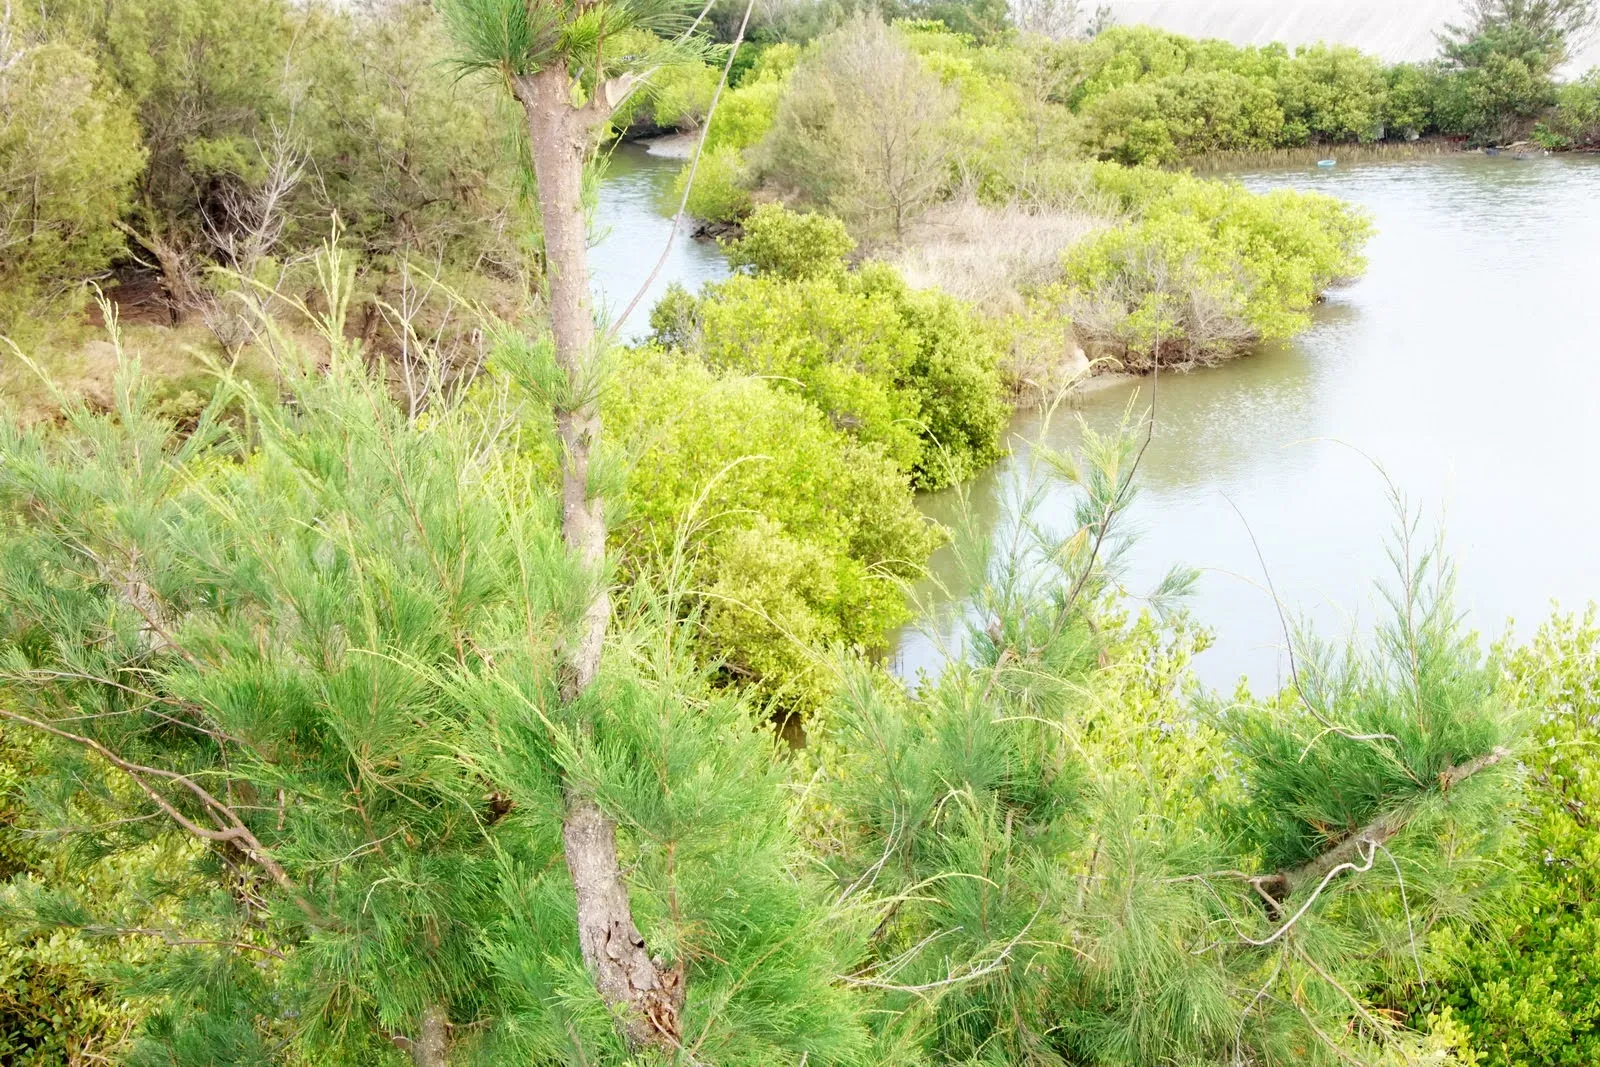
[412,1005,449,1067]
[512,63,684,1051]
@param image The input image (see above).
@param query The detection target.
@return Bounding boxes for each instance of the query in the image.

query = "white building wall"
[1103,0,1600,73]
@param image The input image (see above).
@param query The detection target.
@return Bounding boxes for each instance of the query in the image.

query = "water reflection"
[894,153,1600,691]
[589,142,729,341]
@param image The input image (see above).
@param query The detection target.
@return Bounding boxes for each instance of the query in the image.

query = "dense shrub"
[1537,69,1600,148]
[1072,29,1412,161]
[0,41,144,333]
[1083,68,1286,165]
[648,60,720,128]
[1055,169,1371,367]
[603,348,939,709]
[40,0,293,309]
[1421,611,1600,1066]
[668,44,797,223]
[704,43,797,149]
[0,731,156,1065]
[294,1,531,269]
[1276,44,1391,142]
[723,202,855,279]
[655,215,1010,488]
[1387,62,1447,136]
[675,144,752,221]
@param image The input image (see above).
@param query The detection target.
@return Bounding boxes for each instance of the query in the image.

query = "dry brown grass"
[0,315,282,425]
[892,198,1108,314]
[889,198,1110,404]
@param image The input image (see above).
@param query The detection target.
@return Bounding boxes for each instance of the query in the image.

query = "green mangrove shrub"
[1054,168,1372,367]
[1536,69,1600,148]
[669,44,797,223]
[654,211,1010,489]
[1421,610,1600,1066]
[602,346,939,710]
[723,202,855,279]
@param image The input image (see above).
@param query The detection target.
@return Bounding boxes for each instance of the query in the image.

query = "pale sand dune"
[1104,0,1600,72]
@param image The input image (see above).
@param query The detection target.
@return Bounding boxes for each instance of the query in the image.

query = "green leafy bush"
[1276,44,1390,142]
[648,61,720,128]
[670,45,795,223]
[1386,62,1447,136]
[1070,28,1396,159]
[723,202,855,279]
[703,45,795,150]
[1421,611,1600,1066]
[0,41,144,334]
[1083,69,1286,165]
[653,236,1009,488]
[676,144,752,221]
[294,1,531,268]
[1056,169,1371,367]
[1540,69,1600,148]
[603,347,939,709]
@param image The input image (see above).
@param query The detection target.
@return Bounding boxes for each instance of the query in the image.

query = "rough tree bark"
[413,1005,450,1067]
[510,62,684,1050]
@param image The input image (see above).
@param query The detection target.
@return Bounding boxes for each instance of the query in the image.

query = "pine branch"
[1253,746,1510,905]
[0,707,327,927]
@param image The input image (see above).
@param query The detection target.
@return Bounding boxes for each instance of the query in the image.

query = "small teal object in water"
[1316,159,1337,168]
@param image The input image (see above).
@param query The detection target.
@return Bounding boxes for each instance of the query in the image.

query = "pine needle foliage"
[807,418,1518,1066]
[0,297,868,1063]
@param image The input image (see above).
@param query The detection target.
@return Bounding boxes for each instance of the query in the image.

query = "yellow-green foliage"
[604,348,938,708]
[1083,69,1287,165]
[649,61,720,128]
[1069,27,1399,163]
[0,42,144,334]
[705,44,796,150]
[656,216,1010,489]
[1054,166,1372,366]
[675,145,752,222]
[0,729,205,1064]
[1538,69,1600,148]
[906,30,1038,199]
[1420,611,1600,1066]
[670,45,796,222]
[723,202,855,279]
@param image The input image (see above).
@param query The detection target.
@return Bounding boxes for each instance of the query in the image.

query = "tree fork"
[511,62,684,1048]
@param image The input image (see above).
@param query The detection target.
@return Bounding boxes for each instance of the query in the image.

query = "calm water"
[894,154,1600,690]
[591,142,728,341]
[593,149,1600,691]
